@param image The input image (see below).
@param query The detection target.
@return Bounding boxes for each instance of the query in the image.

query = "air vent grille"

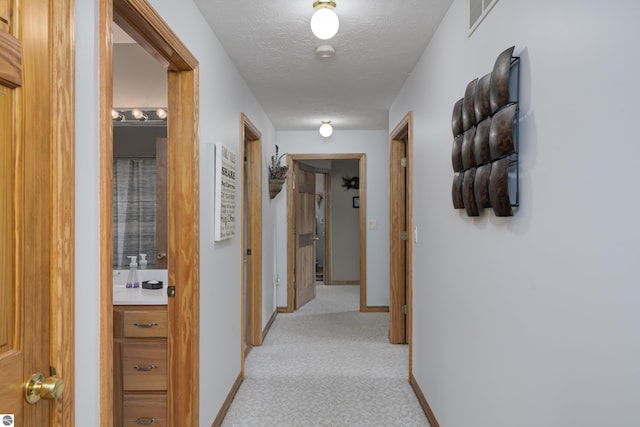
[469,0,499,36]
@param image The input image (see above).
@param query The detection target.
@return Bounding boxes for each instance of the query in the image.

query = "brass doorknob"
[312,235,320,241]
[24,373,65,404]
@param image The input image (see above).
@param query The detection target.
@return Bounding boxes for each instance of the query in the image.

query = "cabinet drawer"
[123,341,167,391]
[123,394,167,427]
[122,310,168,338]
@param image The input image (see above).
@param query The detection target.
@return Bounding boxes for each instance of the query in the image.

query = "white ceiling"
[193,0,453,131]
[114,1,454,131]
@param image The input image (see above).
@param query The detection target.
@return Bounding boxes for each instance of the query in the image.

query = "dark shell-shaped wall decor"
[474,72,492,122]
[489,103,517,160]
[489,157,513,217]
[474,163,492,208]
[452,135,463,172]
[490,46,515,113]
[461,128,477,170]
[452,173,464,209]
[462,168,479,217]
[452,98,464,137]
[473,118,491,165]
[462,78,478,131]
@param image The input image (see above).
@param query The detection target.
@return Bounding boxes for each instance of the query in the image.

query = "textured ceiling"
[194,0,453,131]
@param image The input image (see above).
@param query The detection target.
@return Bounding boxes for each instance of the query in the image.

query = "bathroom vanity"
[113,283,168,426]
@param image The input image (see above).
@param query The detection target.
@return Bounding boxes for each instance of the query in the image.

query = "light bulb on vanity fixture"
[111,109,124,121]
[310,1,339,40]
[131,108,148,121]
[319,120,333,137]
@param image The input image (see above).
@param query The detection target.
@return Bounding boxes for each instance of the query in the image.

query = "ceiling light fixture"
[319,120,333,137]
[310,1,339,40]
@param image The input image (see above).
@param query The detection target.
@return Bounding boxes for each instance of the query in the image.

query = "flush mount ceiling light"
[319,120,333,137]
[310,1,339,40]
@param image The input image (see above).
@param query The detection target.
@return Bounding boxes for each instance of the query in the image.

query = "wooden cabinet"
[114,305,168,427]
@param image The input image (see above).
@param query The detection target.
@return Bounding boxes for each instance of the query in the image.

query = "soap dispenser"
[126,256,140,288]
[139,253,148,269]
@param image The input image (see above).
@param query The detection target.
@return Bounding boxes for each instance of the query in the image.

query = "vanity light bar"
[111,108,168,123]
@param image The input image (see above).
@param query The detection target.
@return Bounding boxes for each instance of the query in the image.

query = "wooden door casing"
[101,1,200,425]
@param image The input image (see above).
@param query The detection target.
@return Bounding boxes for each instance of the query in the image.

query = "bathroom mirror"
[112,126,167,269]
[112,25,168,269]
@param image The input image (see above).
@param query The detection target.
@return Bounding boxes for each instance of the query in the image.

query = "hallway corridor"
[222,285,429,426]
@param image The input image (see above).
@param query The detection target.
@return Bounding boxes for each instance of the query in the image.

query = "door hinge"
[400,231,407,241]
[401,305,407,315]
[246,248,251,256]
[401,157,407,168]
[167,286,176,298]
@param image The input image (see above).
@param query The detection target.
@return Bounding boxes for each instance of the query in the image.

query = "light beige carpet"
[221,285,430,427]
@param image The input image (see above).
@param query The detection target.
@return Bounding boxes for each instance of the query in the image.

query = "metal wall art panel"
[474,72,492,122]
[473,118,491,165]
[488,157,513,217]
[490,46,515,113]
[462,168,479,217]
[474,163,492,208]
[462,78,478,131]
[449,46,519,218]
[452,98,464,137]
[452,135,464,172]
[461,127,477,170]
[452,173,464,209]
[489,103,517,160]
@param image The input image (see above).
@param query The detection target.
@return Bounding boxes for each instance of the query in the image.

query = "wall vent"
[469,0,499,36]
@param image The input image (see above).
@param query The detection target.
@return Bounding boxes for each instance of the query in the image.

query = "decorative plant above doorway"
[268,145,288,199]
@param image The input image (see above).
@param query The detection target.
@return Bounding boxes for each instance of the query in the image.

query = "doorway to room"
[283,154,384,313]
[100,0,200,425]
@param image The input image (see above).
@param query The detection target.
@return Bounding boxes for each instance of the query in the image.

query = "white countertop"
[113,284,168,305]
[113,269,168,305]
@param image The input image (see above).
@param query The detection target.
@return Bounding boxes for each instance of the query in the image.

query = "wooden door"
[389,139,408,344]
[0,73,23,423]
[0,0,74,425]
[294,163,317,309]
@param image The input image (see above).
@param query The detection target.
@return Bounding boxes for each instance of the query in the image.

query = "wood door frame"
[389,112,414,372]
[284,154,370,312]
[100,1,200,426]
[239,113,263,367]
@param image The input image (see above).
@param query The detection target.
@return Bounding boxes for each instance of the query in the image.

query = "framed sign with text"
[214,143,237,241]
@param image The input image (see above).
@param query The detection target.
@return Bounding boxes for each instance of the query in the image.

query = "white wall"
[275,131,390,307]
[330,160,360,281]
[75,0,277,424]
[390,1,640,426]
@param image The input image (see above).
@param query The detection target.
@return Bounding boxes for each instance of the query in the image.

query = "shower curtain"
[113,158,157,269]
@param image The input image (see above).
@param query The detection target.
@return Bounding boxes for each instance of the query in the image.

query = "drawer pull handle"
[134,418,159,425]
[132,364,158,372]
[133,322,158,328]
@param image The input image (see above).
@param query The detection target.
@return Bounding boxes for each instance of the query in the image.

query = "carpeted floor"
[221,285,430,427]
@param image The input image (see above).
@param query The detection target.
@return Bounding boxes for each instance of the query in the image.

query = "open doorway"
[284,154,377,313]
[100,0,199,425]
